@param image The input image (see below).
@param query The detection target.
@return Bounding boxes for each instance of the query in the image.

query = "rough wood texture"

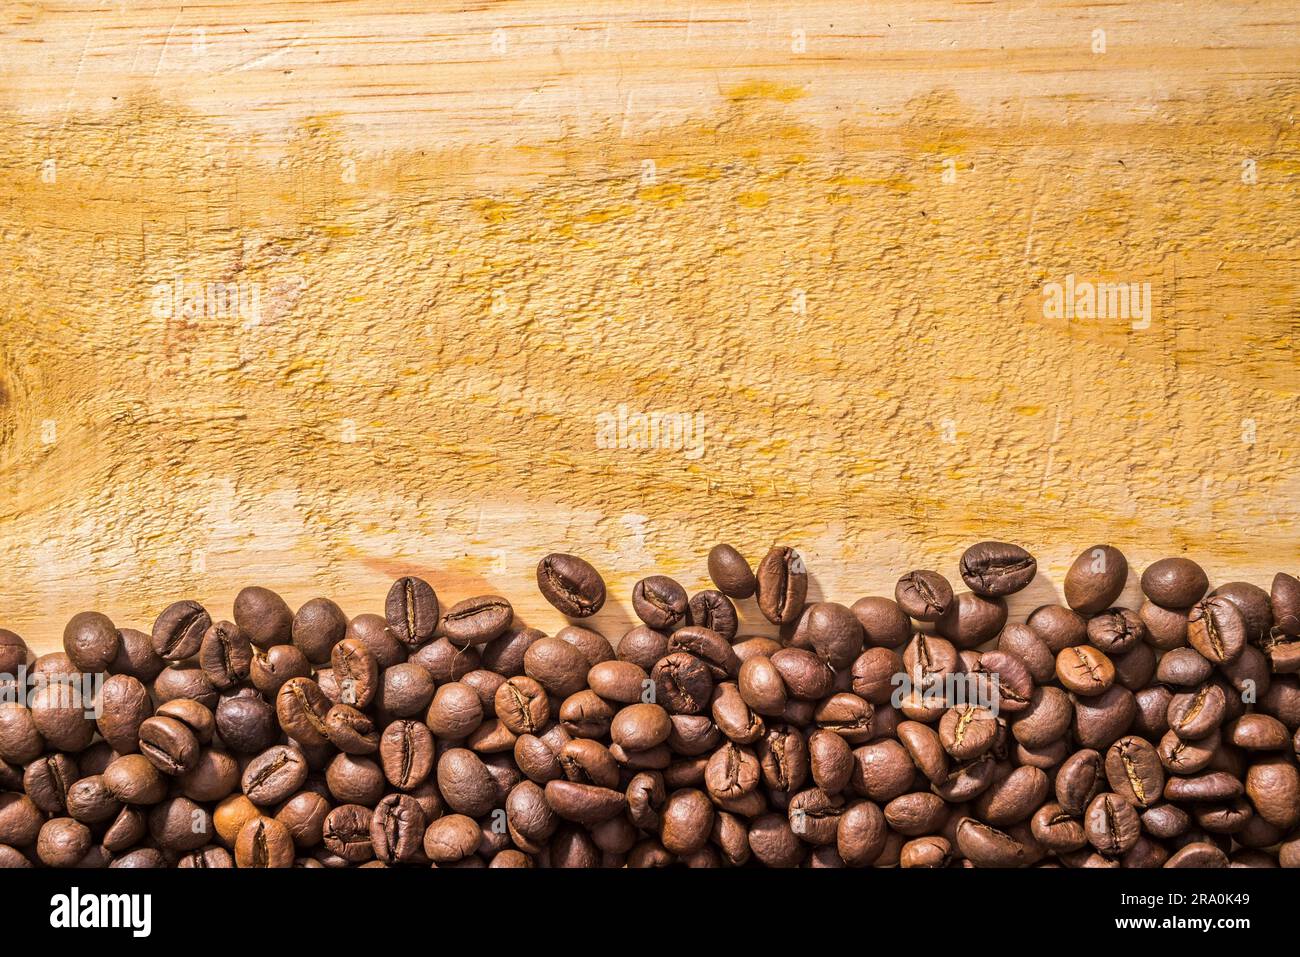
[1,1,1297,652]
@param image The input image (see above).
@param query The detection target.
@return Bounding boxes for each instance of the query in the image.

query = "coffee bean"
[292,597,347,665]
[442,595,513,646]
[956,817,1026,867]
[960,541,1037,597]
[236,816,295,867]
[1055,644,1115,696]
[152,600,211,661]
[523,637,590,698]
[426,681,484,739]
[8,548,1297,870]
[1084,792,1140,855]
[276,677,332,746]
[850,597,912,648]
[242,745,308,804]
[1187,596,1247,664]
[632,575,689,630]
[687,590,738,641]
[707,544,756,599]
[651,653,713,715]
[371,793,426,863]
[138,715,199,776]
[1063,545,1128,615]
[894,569,953,622]
[935,591,1008,649]
[95,674,152,754]
[233,586,294,649]
[379,719,434,790]
[1086,607,1145,655]
[1211,581,1273,645]
[380,576,438,649]
[63,611,120,672]
[199,620,253,690]
[1273,572,1300,638]
[536,553,605,618]
[791,602,864,669]
[755,546,808,625]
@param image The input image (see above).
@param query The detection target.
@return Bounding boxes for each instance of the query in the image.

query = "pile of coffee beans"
[1,542,1298,867]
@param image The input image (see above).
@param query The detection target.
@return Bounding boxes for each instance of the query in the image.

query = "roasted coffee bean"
[1086,607,1144,655]
[524,638,590,698]
[536,553,605,618]
[292,598,347,665]
[0,793,43,847]
[138,715,199,776]
[381,576,437,649]
[707,544,756,599]
[545,780,627,824]
[424,681,483,740]
[1187,596,1247,664]
[236,816,295,868]
[109,627,165,683]
[442,595,513,646]
[95,674,152,753]
[273,676,332,747]
[379,719,434,790]
[667,626,739,680]
[63,611,120,672]
[215,693,277,754]
[956,818,1027,867]
[1056,645,1115,696]
[791,602,864,669]
[974,650,1034,715]
[37,817,93,867]
[651,653,713,715]
[851,597,912,648]
[587,661,650,705]
[250,644,312,697]
[370,793,426,863]
[1273,572,1300,638]
[960,541,1037,598]
[1084,792,1140,856]
[0,629,28,675]
[559,690,616,739]
[1212,581,1273,645]
[103,754,167,805]
[1064,545,1128,615]
[935,591,1008,649]
[895,570,954,622]
[152,600,210,661]
[199,620,253,690]
[243,745,309,805]
[1105,736,1164,807]
[8,548,1296,869]
[1168,683,1226,740]
[1141,557,1209,609]
[631,575,689,630]
[939,706,998,760]
[234,586,294,649]
[688,590,738,641]
[755,546,808,625]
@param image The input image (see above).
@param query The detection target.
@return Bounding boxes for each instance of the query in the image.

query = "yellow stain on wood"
[0,2,1297,650]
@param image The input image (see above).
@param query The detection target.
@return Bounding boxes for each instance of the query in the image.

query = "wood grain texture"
[1,1,1297,652]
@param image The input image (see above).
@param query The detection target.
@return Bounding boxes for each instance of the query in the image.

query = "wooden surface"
[0,1,1297,652]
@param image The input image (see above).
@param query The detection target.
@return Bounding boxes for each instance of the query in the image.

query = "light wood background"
[1,1,1297,653]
